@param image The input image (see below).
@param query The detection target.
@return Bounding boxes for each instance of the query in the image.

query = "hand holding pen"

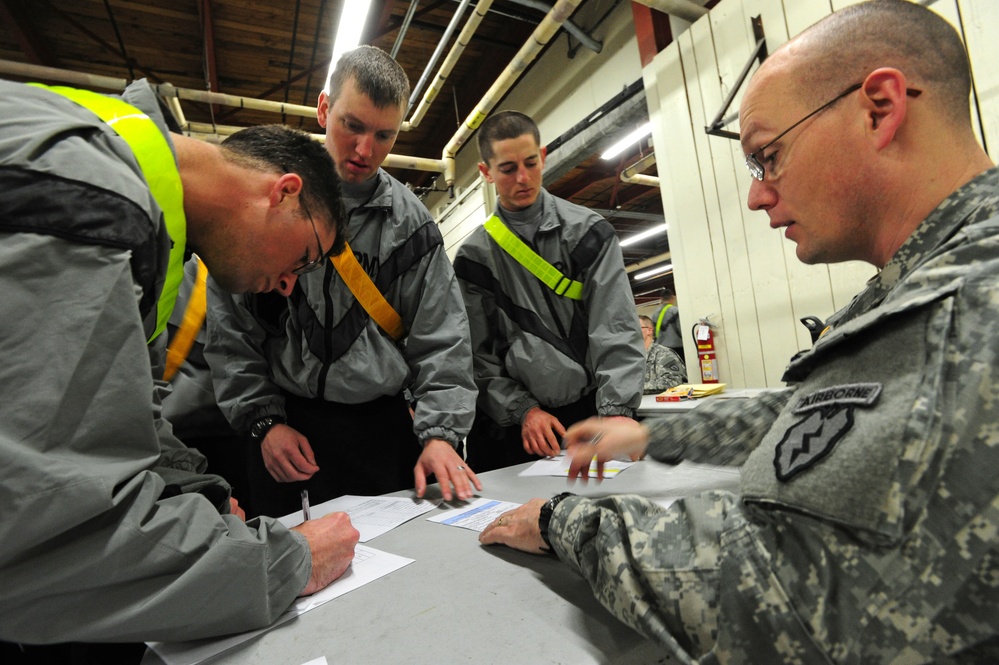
[301,489,311,521]
[563,416,649,482]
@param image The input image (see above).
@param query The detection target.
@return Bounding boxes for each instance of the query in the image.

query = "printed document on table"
[147,544,413,665]
[517,451,635,478]
[277,494,441,542]
[427,498,522,532]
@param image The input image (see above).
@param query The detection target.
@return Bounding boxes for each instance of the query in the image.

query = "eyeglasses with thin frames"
[292,198,328,276]
[745,83,922,181]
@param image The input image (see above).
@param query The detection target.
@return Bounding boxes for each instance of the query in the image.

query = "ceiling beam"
[630,1,672,68]
[0,0,54,66]
[38,0,164,83]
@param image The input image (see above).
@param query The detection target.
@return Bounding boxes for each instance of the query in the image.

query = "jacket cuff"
[598,405,635,419]
[513,396,541,425]
[546,494,588,561]
[419,427,461,450]
[240,403,288,434]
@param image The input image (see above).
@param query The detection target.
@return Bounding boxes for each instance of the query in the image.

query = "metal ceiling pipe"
[408,0,473,112]
[402,0,495,132]
[0,59,127,91]
[507,0,601,53]
[0,59,449,175]
[184,120,447,173]
[622,172,660,187]
[442,0,585,188]
[621,151,660,187]
[0,60,319,118]
[153,82,317,118]
[166,95,188,129]
[630,0,707,23]
[383,153,448,173]
[390,0,421,58]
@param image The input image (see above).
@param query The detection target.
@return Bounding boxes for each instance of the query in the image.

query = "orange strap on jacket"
[330,242,405,341]
[163,257,209,382]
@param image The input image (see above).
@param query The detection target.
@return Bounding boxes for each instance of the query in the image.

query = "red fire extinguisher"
[693,318,719,383]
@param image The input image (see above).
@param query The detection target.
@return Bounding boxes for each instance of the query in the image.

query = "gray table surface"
[143,458,741,665]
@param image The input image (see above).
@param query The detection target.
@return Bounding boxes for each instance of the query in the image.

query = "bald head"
[782,0,971,126]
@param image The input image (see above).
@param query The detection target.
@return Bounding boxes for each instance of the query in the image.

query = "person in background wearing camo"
[639,314,686,394]
[479,1,999,661]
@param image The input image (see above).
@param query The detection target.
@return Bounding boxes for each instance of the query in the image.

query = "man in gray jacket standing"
[207,46,480,517]
[454,111,644,471]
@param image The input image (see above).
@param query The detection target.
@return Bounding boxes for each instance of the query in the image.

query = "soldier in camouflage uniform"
[640,314,687,394]
[479,1,999,662]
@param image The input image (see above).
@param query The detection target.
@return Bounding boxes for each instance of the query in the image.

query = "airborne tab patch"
[793,382,882,414]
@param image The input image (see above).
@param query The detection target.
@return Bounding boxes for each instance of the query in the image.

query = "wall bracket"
[704,15,767,140]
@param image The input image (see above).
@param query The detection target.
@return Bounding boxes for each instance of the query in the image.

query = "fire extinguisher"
[692,318,719,383]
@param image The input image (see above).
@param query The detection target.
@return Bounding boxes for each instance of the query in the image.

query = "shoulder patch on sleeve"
[775,406,855,481]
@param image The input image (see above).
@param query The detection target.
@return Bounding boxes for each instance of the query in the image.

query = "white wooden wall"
[646,0,999,388]
[437,178,493,261]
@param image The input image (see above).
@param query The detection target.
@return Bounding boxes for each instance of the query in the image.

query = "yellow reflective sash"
[655,303,673,339]
[36,84,187,343]
[163,257,208,382]
[483,215,583,300]
[330,242,405,341]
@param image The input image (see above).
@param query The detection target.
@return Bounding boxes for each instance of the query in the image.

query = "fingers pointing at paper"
[562,417,650,481]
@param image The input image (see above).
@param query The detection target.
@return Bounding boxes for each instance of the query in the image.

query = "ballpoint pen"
[301,489,311,521]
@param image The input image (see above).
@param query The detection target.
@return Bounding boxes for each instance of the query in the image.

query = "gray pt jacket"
[454,189,644,426]
[207,168,476,448]
[0,79,309,644]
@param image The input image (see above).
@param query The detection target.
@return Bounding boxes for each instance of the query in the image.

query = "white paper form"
[517,451,636,478]
[276,495,441,542]
[427,497,522,532]
[146,544,413,665]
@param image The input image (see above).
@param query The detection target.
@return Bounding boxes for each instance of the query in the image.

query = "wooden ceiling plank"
[0,0,55,66]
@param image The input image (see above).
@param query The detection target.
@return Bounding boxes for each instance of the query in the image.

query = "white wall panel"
[437,178,490,261]
[960,0,999,159]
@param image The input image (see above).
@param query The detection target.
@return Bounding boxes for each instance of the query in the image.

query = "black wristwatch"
[538,492,574,549]
[249,415,285,442]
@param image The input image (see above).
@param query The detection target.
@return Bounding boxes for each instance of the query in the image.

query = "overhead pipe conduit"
[507,0,601,53]
[402,0,496,132]
[621,151,659,187]
[0,60,317,119]
[407,0,474,114]
[0,0,637,186]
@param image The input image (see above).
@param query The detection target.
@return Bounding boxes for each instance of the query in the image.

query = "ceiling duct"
[630,0,708,23]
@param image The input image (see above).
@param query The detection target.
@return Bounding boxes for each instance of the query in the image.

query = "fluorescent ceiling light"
[325,0,374,92]
[619,224,668,247]
[632,263,673,281]
[601,121,652,160]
